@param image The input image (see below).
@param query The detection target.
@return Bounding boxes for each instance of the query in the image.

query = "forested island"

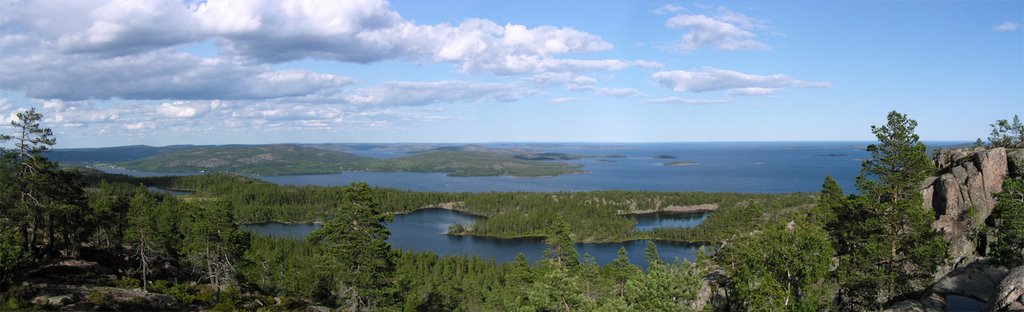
[2,110,1024,311]
[62,145,587,177]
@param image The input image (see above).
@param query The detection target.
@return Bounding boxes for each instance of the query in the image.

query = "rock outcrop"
[922,147,1009,273]
[987,265,1024,312]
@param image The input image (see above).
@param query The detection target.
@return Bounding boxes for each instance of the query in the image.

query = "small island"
[664,161,699,166]
[653,154,678,159]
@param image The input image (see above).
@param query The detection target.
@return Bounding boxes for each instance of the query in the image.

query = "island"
[664,161,699,166]
[104,144,585,177]
[653,154,678,159]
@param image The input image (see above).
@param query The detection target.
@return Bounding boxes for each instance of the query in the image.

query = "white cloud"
[592,87,642,98]
[0,50,355,101]
[729,87,776,96]
[652,67,830,94]
[653,4,685,15]
[531,73,597,88]
[665,7,770,51]
[123,121,155,130]
[0,99,10,112]
[548,97,581,104]
[344,81,536,107]
[995,21,1021,32]
[647,97,731,105]
[3,0,640,76]
[156,101,212,118]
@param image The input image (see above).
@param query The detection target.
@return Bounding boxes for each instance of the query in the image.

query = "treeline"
[87,172,817,242]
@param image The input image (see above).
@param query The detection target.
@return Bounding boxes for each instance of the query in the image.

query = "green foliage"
[309,182,398,310]
[988,114,1024,148]
[125,186,160,290]
[990,177,1024,267]
[651,193,819,243]
[0,231,29,289]
[181,199,250,302]
[447,223,466,235]
[367,150,585,177]
[90,172,816,243]
[718,222,836,311]
[114,276,141,289]
[829,111,947,309]
[543,218,579,269]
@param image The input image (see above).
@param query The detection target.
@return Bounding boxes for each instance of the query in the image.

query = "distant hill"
[95,144,585,177]
[45,145,194,163]
[122,145,377,175]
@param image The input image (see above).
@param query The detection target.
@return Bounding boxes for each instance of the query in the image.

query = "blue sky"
[0,0,1020,148]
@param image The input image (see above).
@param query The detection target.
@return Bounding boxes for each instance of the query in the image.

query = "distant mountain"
[46,145,194,163]
[122,144,376,175]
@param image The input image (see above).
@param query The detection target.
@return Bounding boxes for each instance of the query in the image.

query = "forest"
[1,110,1023,311]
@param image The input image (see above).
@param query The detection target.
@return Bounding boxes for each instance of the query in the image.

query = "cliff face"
[922,147,1011,271]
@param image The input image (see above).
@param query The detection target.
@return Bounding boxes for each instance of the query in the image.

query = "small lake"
[241,208,708,267]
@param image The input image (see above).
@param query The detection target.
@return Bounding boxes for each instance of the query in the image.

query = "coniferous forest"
[2,110,1023,311]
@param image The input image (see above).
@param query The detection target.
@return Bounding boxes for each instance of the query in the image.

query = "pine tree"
[308,182,397,310]
[831,111,947,309]
[543,218,579,270]
[990,177,1024,267]
[182,199,249,302]
[125,186,158,291]
[718,222,836,311]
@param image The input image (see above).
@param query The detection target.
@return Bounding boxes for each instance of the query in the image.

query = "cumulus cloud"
[0,50,355,101]
[156,101,213,118]
[652,4,685,15]
[647,97,731,105]
[3,0,639,75]
[665,7,770,51]
[531,73,597,88]
[995,21,1021,31]
[344,81,536,107]
[652,67,830,94]
[548,97,581,104]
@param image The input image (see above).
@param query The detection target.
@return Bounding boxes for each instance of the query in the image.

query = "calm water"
[944,295,985,311]
[634,212,706,232]
[262,142,878,193]
[242,209,707,266]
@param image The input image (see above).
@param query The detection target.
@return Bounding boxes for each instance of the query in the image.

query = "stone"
[923,147,1011,277]
[1008,149,1024,177]
[931,260,1008,301]
[32,294,76,306]
[987,265,1024,312]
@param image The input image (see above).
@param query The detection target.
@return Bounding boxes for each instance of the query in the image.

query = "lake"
[242,208,708,267]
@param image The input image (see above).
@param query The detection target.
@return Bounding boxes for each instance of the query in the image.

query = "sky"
[0,0,1021,148]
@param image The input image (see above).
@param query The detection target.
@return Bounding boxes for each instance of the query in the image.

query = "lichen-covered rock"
[987,265,1024,312]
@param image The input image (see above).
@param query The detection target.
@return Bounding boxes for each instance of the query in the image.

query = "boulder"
[987,265,1024,312]
[930,260,1008,301]
[1008,149,1024,177]
[32,294,77,306]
